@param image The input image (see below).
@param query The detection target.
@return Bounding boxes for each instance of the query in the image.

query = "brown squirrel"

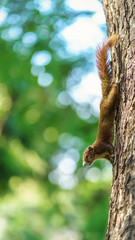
[83,34,118,166]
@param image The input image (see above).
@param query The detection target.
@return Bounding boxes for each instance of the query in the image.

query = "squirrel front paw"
[110,154,115,164]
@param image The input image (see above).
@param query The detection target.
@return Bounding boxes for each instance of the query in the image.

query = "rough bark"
[102,0,135,239]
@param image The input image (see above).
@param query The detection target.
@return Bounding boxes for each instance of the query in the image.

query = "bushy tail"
[96,34,117,97]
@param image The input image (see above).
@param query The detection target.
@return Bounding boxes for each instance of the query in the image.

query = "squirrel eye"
[85,154,89,159]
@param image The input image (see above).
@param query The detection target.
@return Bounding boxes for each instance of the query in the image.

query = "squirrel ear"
[88,146,93,152]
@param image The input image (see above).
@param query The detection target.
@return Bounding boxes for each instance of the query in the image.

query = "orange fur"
[83,35,118,167]
[96,34,117,97]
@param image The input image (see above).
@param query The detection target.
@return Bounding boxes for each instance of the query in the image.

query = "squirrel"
[83,34,118,167]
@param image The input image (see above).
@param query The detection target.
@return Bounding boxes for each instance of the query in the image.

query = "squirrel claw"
[110,154,115,165]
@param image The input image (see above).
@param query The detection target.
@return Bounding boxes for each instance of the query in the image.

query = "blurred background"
[0,0,112,239]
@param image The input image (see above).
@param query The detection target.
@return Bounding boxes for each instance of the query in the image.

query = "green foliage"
[0,1,111,239]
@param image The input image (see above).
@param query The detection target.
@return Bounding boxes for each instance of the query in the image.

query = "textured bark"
[102,0,135,239]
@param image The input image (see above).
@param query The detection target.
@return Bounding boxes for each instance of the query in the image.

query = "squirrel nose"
[83,162,87,166]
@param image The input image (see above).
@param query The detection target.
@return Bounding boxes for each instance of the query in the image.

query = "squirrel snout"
[83,162,88,167]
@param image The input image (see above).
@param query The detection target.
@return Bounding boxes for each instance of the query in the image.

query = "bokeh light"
[66,0,102,12]
[31,50,52,66]
[2,26,23,41]
[62,16,104,53]
[24,108,40,124]
[35,0,52,13]
[22,32,37,46]
[0,0,112,239]
[0,7,8,25]
[43,127,59,143]
[38,72,53,87]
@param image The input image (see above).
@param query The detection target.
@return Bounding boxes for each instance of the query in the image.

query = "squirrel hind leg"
[105,143,114,155]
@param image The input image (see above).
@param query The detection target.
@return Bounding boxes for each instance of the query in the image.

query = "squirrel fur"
[83,34,118,166]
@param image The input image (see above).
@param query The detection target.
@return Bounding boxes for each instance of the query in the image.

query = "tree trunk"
[102,0,135,239]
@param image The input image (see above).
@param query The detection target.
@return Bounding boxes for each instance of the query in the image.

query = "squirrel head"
[83,146,95,166]
[83,145,113,166]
